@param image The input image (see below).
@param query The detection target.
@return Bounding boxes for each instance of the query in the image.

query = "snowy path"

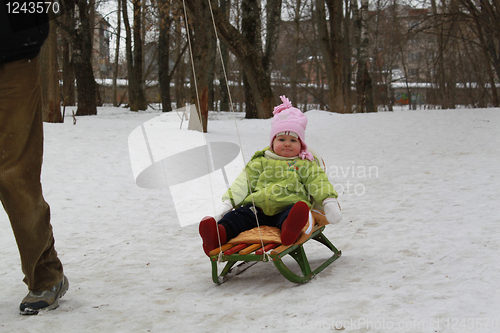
[1,107,499,332]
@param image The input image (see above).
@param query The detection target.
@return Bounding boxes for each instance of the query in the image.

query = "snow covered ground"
[1,106,499,333]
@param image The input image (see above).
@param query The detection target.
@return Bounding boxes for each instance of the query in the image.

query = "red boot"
[280,201,310,245]
[199,216,227,256]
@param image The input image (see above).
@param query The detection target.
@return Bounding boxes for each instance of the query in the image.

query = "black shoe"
[20,275,69,315]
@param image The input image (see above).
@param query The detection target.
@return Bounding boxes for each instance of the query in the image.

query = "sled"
[206,148,341,284]
[207,222,341,284]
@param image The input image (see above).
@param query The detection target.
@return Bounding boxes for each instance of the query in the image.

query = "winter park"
[1,105,499,332]
[1,0,500,331]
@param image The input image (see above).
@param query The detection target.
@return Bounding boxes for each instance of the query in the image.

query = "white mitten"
[215,200,233,221]
[323,198,342,224]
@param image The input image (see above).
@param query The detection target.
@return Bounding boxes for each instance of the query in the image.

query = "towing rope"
[181,0,269,260]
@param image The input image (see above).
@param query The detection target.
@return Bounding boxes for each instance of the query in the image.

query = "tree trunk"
[133,0,147,110]
[74,0,97,116]
[113,0,122,106]
[342,0,353,113]
[479,1,500,106]
[181,0,275,119]
[290,0,301,104]
[355,0,375,112]
[89,0,95,54]
[218,0,230,111]
[460,0,500,106]
[353,0,361,112]
[316,0,345,113]
[446,0,459,109]
[243,74,257,117]
[263,0,282,73]
[174,12,185,109]
[432,0,457,109]
[39,20,63,122]
[431,0,445,108]
[185,0,213,131]
[208,32,216,111]
[241,0,260,118]
[62,8,75,107]
[123,0,138,111]
[158,0,173,111]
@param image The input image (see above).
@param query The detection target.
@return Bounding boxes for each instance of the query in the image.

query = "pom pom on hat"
[270,96,314,161]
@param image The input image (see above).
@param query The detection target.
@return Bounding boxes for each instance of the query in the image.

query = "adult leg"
[0,58,63,292]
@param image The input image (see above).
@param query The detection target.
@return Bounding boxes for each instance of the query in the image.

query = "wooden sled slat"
[224,244,248,255]
[270,244,292,255]
[208,226,341,284]
[208,243,233,256]
[238,244,262,255]
[255,243,278,255]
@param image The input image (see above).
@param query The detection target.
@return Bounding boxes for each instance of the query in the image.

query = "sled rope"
[181,0,222,250]
[206,0,270,260]
[181,0,269,260]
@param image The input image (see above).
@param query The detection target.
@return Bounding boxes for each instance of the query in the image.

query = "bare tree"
[459,0,500,106]
[113,0,122,106]
[184,0,214,131]
[354,0,375,112]
[241,0,260,118]
[343,0,354,112]
[133,0,147,110]
[292,0,302,103]
[70,0,98,115]
[180,0,276,119]
[242,0,282,118]
[430,0,458,109]
[158,0,173,111]
[218,0,231,111]
[56,0,97,115]
[122,0,136,110]
[174,12,187,108]
[316,0,346,113]
[51,0,499,113]
[61,7,76,108]
[122,0,147,111]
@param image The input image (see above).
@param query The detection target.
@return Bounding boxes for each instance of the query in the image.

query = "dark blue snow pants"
[218,204,294,240]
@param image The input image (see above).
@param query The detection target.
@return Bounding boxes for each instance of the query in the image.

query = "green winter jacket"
[222,147,338,216]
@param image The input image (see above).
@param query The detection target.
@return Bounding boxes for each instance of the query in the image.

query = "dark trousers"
[0,58,63,291]
[218,205,293,240]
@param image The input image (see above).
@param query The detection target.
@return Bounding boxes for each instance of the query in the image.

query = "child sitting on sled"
[199,96,342,256]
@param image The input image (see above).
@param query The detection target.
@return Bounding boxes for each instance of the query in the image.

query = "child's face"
[272,134,302,157]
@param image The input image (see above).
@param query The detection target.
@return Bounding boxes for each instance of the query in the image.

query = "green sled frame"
[209,226,341,284]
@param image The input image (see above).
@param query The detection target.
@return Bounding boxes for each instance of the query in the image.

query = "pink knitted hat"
[270,96,314,161]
